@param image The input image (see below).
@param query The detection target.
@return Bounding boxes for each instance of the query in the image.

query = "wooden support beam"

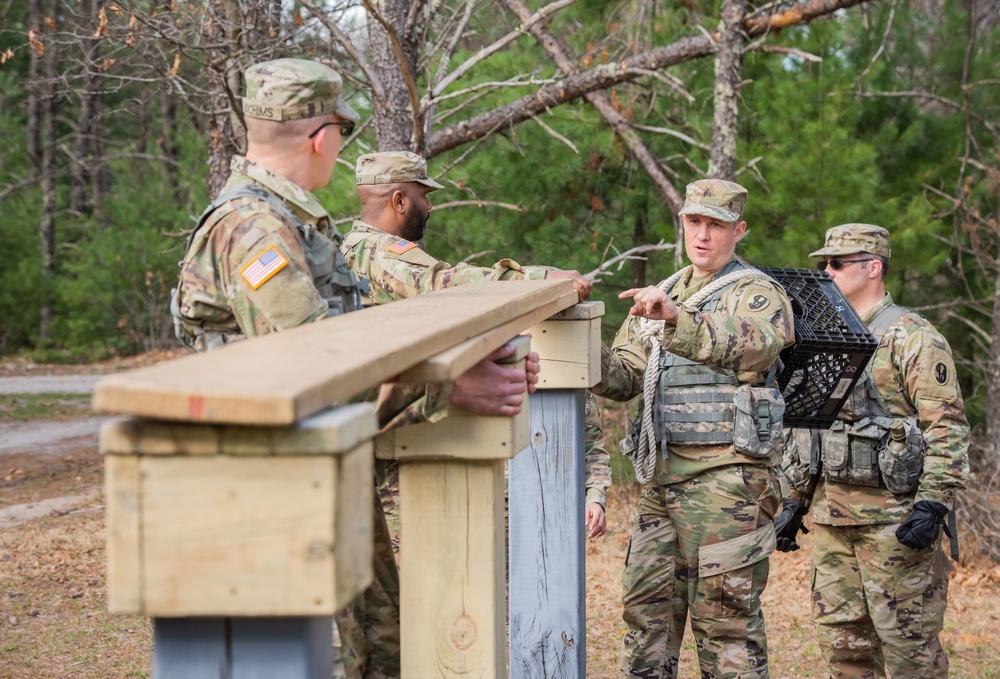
[103,404,376,616]
[93,280,576,426]
[399,460,506,678]
[528,302,603,389]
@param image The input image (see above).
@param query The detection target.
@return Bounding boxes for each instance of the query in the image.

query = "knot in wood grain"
[449,613,477,650]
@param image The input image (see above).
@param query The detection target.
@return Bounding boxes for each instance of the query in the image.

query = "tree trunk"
[632,199,648,288]
[27,0,41,170]
[39,0,59,343]
[159,85,181,202]
[367,0,419,152]
[70,0,101,217]
[707,0,747,180]
[205,0,245,198]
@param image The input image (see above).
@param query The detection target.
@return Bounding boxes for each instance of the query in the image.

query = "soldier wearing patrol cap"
[778,224,969,679]
[594,178,794,678]
[170,59,536,679]
[341,151,610,549]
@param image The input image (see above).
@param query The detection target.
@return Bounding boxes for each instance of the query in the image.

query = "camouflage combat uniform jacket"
[788,293,969,525]
[341,220,548,305]
[341,219,611,507]
[595,258,795,483]
[172,157,448,428]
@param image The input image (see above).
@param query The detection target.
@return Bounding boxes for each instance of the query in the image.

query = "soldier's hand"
[896,500,950,550]
[451,345,528,417]
[774,498,809,552]
[585,502,606,539]
[619,286,679,324]
[547,269,593,302]
[525,350,541,394]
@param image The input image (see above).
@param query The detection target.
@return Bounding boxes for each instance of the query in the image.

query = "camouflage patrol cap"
[678,179,748,223]
[355,152,445,190]
[242,58,360,122]
[809,224,891,259]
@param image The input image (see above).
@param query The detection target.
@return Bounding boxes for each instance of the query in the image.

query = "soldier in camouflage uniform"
[342,151,610,545]
[778,225,969,679]
[170,60,536,679]
[594,179,794,679]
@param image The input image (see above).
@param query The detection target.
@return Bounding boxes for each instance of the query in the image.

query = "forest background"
[1,0,998,554]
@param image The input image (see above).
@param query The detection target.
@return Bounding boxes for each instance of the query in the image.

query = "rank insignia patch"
[241,245,288,290]
[387,239,419,255]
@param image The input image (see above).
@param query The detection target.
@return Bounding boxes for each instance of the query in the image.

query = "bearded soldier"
[342,151,610,544]
[595,179,794,679]
[777,225,969,679]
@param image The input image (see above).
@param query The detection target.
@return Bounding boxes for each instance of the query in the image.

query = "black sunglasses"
[817,258,874,271]
[308,120,355,138]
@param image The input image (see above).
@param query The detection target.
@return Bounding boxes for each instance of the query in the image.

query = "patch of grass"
[0,393,92,422]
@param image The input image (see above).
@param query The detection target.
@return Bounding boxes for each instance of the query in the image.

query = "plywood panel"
[335,442,374,609]
[139,455,339,616]
[399,460,505,678]
[528,318,601,389]
[105,455,142,614]
[93,280,576,426]
[100,404,376,457]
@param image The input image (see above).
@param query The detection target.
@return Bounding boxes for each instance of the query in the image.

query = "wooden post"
[102,404,377,678]
[389,336,531,678]
[508,302,603,678]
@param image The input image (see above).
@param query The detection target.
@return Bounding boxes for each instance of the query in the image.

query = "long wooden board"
[92,280,576,426]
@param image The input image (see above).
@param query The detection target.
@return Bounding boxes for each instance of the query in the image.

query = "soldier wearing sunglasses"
[779,224,969,679]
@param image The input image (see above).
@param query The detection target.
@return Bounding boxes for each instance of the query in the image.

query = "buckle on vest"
[757,400,771,441]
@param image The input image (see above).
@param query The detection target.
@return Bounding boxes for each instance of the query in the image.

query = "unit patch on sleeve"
[240,245,288,290]
[387,239,419,255]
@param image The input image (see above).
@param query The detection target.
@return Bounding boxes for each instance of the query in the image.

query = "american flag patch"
[240,245,288,290]
[387,239,418,255]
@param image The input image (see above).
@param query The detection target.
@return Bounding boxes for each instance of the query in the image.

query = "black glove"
[774,498,809,552]
[895,500,953,550]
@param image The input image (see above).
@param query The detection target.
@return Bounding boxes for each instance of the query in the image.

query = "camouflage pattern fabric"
[812,522,951,679]
[808,223,891,259]
[341,221,548,306]
[173,155,436,679]
[594,257,792,678]
[242,58,359,122]
[342,222,611,547]
[677,179,747,223]
[782,292,968,679]
[594,258,795,485]
[355,152,444,189]
[806,294,969,526]
[333,489,401,679]
[620,465,780,679]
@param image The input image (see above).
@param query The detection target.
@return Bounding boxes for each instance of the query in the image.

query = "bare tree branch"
[428,0,874,158]
[301,0,386,101]
[530,114,579,153]
[851,0,898,88]
[584,243,677,282]
[434,200,524,212]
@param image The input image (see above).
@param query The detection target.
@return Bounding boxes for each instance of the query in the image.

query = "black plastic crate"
[759,267,878,428]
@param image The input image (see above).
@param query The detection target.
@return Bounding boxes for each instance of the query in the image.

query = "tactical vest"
[819,303,924,493]
[171,183,366,351]
[653,260,785,460]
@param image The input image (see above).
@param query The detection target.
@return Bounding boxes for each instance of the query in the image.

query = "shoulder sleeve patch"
[917,344,959,403]
[387,239,419,255]
[240,245,288,290]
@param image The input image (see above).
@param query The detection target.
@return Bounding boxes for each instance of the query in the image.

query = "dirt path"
[0,417,108,456]
[0,375,101,394]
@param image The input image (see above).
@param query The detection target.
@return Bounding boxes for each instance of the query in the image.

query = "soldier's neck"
[849,283,888,319]
[246,147,318,192]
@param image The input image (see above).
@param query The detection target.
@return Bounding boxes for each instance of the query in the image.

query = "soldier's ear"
[391,189,407,214]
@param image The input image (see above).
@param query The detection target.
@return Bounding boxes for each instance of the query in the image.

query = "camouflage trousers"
[620,464,780,679]
[811,522,951,679]
[333,486,401,679]
[377,460,402,555]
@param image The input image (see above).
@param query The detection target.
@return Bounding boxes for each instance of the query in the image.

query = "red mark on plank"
[188,395,205,419]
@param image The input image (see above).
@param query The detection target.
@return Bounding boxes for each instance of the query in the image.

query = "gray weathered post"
[508,302,603,678]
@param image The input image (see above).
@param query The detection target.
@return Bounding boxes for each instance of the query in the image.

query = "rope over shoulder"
[629,264,779,484]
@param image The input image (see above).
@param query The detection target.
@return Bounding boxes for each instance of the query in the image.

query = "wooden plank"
[397,292,576,382]
[547,300,605,321]
[105,454,142,614]
[99,404,376,457]
[335,442,374,610]
[140,455,340,616]
[528,318,601,389]
[387,340,530,460]
[400,460,505,678]
[93,280,576,426]
[509,390,586,677]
